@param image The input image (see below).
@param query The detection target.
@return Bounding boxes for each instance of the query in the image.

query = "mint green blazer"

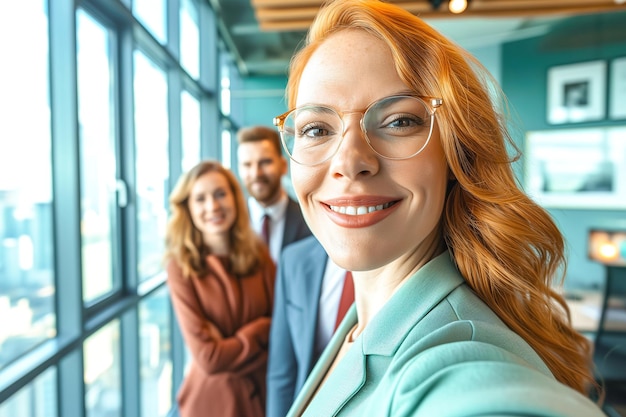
[287,252,604,417]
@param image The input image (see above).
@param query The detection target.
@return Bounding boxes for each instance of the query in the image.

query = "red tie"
[334,271,355,330]
[261,214,270,245]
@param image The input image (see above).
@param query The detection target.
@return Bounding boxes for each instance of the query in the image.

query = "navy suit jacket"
[282,198,311,249]
[266,236,328,417]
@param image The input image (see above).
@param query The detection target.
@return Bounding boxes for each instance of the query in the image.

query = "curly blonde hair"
[285,0,597,397]
[164,160,265,278]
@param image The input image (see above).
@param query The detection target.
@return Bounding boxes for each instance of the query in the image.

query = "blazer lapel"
[288,307,362,417]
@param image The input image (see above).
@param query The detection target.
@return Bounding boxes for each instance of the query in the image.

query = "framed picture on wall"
[610,57,626,120]
[546,60,607,124]
[525,127,626,209]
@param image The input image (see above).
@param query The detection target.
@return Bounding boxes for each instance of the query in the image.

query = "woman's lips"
[322,199,400,228]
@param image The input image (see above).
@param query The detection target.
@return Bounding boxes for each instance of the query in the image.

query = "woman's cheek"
[291,167,321,217]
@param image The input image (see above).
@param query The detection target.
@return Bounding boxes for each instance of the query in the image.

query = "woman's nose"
[329,114,380,179]
[206,198,220,211]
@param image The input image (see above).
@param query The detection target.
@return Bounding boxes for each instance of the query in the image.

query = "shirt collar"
[248,192,289,222]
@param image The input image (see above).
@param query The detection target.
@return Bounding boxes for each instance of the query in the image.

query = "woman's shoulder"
[165,257,182,276]
[385,338,604,416]
[165,257,202,283]
[400,282,550,370]
[399,319,548,374]
[381,290,604,415]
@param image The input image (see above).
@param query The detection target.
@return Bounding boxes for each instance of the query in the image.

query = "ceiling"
[209,0,626,76]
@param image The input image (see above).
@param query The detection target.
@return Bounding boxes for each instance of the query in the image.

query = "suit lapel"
[282,199,298,248]
[296,242,328,372]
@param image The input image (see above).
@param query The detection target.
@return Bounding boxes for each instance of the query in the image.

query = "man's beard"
[249,177,280,205]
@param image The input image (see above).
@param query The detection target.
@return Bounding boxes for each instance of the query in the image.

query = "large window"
[0,0,228,415]
[0,368,57,417]
[139,287,172,417]
[76,9,120,304]
[84,321,121,417]
[180,0,200,80]
[181,90,201,172]
[133,51,170,282]
[0,0,55,370]
[132,0,167,44]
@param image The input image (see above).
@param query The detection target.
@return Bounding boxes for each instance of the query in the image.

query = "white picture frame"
[547,60,606,124]
[525,127,626,209]
[609,57,626,119]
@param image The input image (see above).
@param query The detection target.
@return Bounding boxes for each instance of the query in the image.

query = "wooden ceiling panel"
[252,0,626,31]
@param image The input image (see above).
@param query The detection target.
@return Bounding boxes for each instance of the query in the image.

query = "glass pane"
[77,10,119,303]
[133,51,169,281]
[221,129,232,169]
[181,90,201,172]
[132,0,167,44]
[139,287,172,417]
[220,66,231,116]
[0,367,57,417]
[0,0,56,370]
[180,0,199,79]
[84,321,122,417]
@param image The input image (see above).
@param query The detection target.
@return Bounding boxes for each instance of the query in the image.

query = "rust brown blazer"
[167,252,276,417]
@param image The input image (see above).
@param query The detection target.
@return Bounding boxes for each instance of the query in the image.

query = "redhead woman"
[273,1,605,416]
[164,160,275,417]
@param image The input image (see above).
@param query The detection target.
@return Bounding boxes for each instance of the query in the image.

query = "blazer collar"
[361,251,464,356]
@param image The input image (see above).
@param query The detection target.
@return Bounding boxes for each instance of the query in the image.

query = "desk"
[565,267,626,385]
[566,289,626,334]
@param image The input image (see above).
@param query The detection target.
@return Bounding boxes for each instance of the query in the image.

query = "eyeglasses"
[273,95,443,166]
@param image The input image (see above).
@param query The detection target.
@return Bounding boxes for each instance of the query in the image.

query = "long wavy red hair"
[285,0,598,397]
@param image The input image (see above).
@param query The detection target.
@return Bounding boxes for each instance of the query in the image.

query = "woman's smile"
[322,198,401,228]
[328,201,397,215]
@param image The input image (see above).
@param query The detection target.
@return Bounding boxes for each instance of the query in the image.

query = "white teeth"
[329,202,392,215]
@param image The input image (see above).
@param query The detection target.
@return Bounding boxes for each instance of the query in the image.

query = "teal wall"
[232,75,288,129]
[502,11,626,289]
[230,74,293,195]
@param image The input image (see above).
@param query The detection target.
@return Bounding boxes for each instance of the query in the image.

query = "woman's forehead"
[296,31,407,108]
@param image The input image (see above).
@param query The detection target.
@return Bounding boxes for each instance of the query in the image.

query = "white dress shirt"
[248,194,288,263]
[314,259,346,359]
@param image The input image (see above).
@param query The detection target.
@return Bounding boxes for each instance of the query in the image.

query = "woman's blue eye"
[386,114,425,128]
[388,117,413,128]
[301,123,331,138]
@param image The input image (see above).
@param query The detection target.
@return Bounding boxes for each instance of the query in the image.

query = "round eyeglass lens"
[362,96,434,159]
[282,105,343,166]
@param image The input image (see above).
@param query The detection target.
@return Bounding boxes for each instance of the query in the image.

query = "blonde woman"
[273,1,605,415]
[164,160,275,417]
